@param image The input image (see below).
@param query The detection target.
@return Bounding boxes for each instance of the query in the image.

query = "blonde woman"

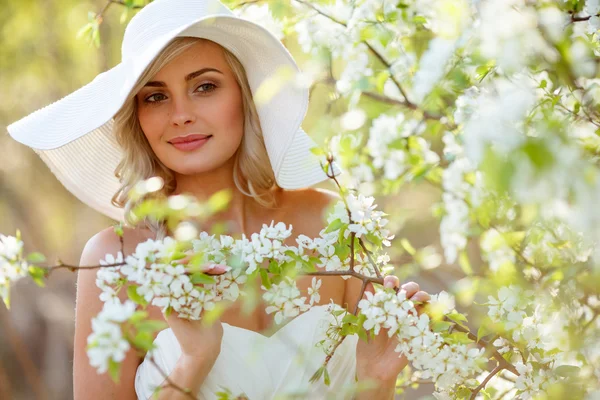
[7,1,430,399]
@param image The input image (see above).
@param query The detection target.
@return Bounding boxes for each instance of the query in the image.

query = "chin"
[165,152,237,176]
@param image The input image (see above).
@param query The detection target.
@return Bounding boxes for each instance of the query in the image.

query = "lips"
[168,134,213,152]
[168,134,212,144]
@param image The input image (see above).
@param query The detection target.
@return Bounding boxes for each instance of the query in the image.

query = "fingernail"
[384,281,394,288]
[206,264,216,270]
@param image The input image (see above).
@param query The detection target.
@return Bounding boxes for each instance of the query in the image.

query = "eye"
[196,83,217,93]
[144,93,167,103]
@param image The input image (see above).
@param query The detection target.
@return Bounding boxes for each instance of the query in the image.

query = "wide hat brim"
[7,4,342,222]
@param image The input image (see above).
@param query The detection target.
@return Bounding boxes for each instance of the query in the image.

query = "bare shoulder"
[279,187,341,237]
[80,225,155,265]
[73,225,156,399]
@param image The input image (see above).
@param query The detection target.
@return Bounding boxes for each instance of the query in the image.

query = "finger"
[410,290,431,303]
[400,281,420,298]
[383,275,400,290]
[175,255,191,265]
[202,263,231,275]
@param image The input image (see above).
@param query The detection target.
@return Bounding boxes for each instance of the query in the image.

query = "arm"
[73,228,141,400]
[354,380,395,400]
[151,355,216,400]
[74,228,221,400]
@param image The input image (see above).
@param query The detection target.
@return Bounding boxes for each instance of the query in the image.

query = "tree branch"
[470,365,504,400]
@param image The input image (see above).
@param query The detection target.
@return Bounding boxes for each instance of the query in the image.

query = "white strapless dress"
[135,305,359,400]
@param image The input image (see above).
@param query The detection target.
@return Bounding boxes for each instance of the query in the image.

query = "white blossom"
[262,277,310,325]
[308,277,322,305]
[235,4,284,40]
[87,300,136,374]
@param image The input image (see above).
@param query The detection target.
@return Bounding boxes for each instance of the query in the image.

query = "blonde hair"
[111,37,280,236]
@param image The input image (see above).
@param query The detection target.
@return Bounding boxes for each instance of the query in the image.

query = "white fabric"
[6,0,342,222]
[135,305,358,400]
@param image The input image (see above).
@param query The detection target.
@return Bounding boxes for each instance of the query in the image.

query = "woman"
[7,1,429,399]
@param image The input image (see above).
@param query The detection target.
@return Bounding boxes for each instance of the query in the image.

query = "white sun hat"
[6,0,341,222]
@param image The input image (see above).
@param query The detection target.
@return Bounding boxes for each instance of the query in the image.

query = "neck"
[172,154,249,235]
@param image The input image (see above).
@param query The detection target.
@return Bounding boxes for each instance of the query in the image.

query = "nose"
[170,96,196,127]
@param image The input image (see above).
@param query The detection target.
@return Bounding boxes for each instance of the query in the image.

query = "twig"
[358,238,382,279]
[146,354,196,399]
[470,365,504,400]
[96,0,145,24]
[569,11,600,23]
[231,0,263,9]
[292,0,452,127]
[293,0,347,26]
[43,262,126,276]
[353,279,368,315]
[448,319,519,376]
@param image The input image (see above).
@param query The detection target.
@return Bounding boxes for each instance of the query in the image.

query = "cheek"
[137,108,165,144]
[222,90,245,141]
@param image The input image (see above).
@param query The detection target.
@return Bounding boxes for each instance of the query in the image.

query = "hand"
[355,277,431,384]
[165,261,229,363]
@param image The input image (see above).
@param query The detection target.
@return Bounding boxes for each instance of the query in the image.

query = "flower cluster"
[366,113,439,182]
[262,277,312,325]
[234,221,293,274]
[95,236,245,320]
[0,234,28,306]
[87,300,136,374]
[357,288,485,394]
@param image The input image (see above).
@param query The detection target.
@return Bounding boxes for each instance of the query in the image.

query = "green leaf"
[375,70,391,93]
[129,311,148,324]
[260,268,271,289]
[323,367,331,386]
[446,311,469,326]
[365,232,382,247]
[132,331,154,351]
[202,302,227,326]
[190,272,216,285]
[268,260,281,274]
[76,23,93,40]
[208,189,232,213]
[334,243,350,260]
[400,239,416,256]
[477,324,494,342]
[309,366,325,383]
[26,252,46,264]
[555,365,580,378]
[310,147,326,156]
[127,285,148,306]
[137,320,168,333]
[92,27,100,48]
[326,218,345,233]
[431,321,453,333]
[108,358,121,383]
[113,223,124,238]
[446,332,473,345]
[28,266,47,287]
[458,251,473,276]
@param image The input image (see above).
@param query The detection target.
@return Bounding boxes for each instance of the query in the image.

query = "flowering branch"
[145,354,196,400]
[292,0,452,125]
[447,320,518,376]
[470,365,504,400]
[568,11,600,23]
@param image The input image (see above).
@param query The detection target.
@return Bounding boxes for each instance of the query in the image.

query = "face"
[136,40,245,176]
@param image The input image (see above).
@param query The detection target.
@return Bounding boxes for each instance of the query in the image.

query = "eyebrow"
[143,68,223,88]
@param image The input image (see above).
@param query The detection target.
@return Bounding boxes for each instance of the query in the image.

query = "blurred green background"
[0,1,449,399]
